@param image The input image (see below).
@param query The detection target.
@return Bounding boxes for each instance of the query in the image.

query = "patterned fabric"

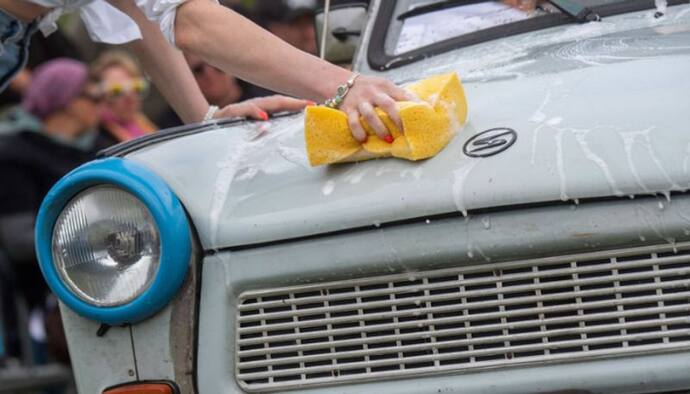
[0,8,37,92]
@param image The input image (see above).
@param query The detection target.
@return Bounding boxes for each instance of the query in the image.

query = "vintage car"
[35,0,690,393]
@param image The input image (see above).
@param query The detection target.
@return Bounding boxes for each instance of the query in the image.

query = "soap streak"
[555,129,568,201]
[571,128,624,197]
[683,142,690,177]
[530,91,551,123]
[621,126,680,192]
[452,159,481,216]
[530,124,546,163]
[208,119,303,245]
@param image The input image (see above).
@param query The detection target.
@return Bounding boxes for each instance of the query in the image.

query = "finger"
[347,110,368,143]
[240,103,268,120]
[215,103,245,120]
[252,95,311,113]
[359,102,391,142]
[215,103,268,120]
[519,0,537,11]
[373,93,403,132]
[214,106,234,120]
[382,81,418,102]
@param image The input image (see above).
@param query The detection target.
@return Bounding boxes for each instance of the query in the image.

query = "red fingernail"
[259,111,269,121]
[384,135,394,144]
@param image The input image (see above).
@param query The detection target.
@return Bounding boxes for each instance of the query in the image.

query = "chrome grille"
[236,244,690,392]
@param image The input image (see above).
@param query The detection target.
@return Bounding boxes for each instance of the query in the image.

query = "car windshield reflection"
[368,0,677,70]
[395,1,551,54]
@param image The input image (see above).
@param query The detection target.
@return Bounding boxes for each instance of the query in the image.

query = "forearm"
[175,0,351,102]
[110,0,209,123]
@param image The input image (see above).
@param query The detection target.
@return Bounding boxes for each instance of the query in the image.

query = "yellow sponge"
[304,73,467,167]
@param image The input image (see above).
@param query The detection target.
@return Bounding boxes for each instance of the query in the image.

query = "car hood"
[128,6,690,250]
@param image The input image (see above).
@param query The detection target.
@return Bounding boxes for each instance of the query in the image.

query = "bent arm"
[174,0,351,102]
[109,0,209,124]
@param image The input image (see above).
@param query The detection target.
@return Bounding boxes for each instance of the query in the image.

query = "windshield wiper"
[549,0,600,22]
[398,0,601,23]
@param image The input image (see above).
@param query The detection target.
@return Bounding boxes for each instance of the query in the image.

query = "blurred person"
[185,52,246,107]
[0,0,411,144]
[0,58,103,363]
[255,0,318,55]
[157,52,297,128]
[157,52,247,128]
[91,50,157,146]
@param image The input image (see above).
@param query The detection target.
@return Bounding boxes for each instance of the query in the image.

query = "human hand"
[339,75,416,143]
[503,0,539,11]
[215,95,313,121]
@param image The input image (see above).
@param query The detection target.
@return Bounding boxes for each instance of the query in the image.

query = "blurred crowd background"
[0,0,362,392]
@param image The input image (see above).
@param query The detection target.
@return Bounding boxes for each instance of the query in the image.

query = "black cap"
[254,0,319,25]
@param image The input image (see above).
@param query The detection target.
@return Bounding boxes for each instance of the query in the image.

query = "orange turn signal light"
[103,383,173,394]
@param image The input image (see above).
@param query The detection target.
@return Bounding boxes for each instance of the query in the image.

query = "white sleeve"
[135,0,219,47]
[80,1,142,44]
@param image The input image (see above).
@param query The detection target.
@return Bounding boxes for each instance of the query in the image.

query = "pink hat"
[22,58,88,120]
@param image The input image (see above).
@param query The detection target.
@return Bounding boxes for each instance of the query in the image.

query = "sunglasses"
[101,78,149,98]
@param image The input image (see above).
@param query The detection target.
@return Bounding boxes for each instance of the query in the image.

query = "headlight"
[36,158,191,325]
[52,186,161,307]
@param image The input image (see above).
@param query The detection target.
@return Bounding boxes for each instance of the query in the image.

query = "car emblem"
[463,127,517,158]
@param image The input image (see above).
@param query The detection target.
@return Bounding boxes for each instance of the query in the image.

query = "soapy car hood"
[126,6,690,250]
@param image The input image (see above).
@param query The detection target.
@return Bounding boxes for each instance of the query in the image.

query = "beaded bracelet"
[203,105,219,122]
[324,73,360,109]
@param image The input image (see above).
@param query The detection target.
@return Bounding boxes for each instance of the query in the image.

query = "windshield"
[395,1,552,54]
[368,0,676,70]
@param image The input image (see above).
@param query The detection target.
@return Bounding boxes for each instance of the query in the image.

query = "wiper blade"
[548,0,600,23]
[397,0,600,23]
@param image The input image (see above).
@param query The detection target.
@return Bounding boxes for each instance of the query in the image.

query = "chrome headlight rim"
[35,157,191,325]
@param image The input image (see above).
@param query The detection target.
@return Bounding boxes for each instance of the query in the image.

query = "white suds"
[555,130,568,201]
[530,91,551,123]
[546,117,563,126]
[572,128,624,197]
[452,159,480,216]
[655,0,668,16]
[322,180,335,196]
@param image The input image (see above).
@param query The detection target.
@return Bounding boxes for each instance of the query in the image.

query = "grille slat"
[239,303,690,357]
[239,328,690,380]
[238,265,690,323]
[239,289,690,343]
[240,317,690,369]
[239,305,690,350]
[240,343,688,390]
[236,243,690,391]
[237,340,690,388]
[238,252,690,312]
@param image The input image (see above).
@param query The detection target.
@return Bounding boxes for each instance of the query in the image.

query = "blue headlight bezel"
[35,157,191,325]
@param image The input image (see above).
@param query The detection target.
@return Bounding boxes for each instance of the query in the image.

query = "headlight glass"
[52,185,161,307]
